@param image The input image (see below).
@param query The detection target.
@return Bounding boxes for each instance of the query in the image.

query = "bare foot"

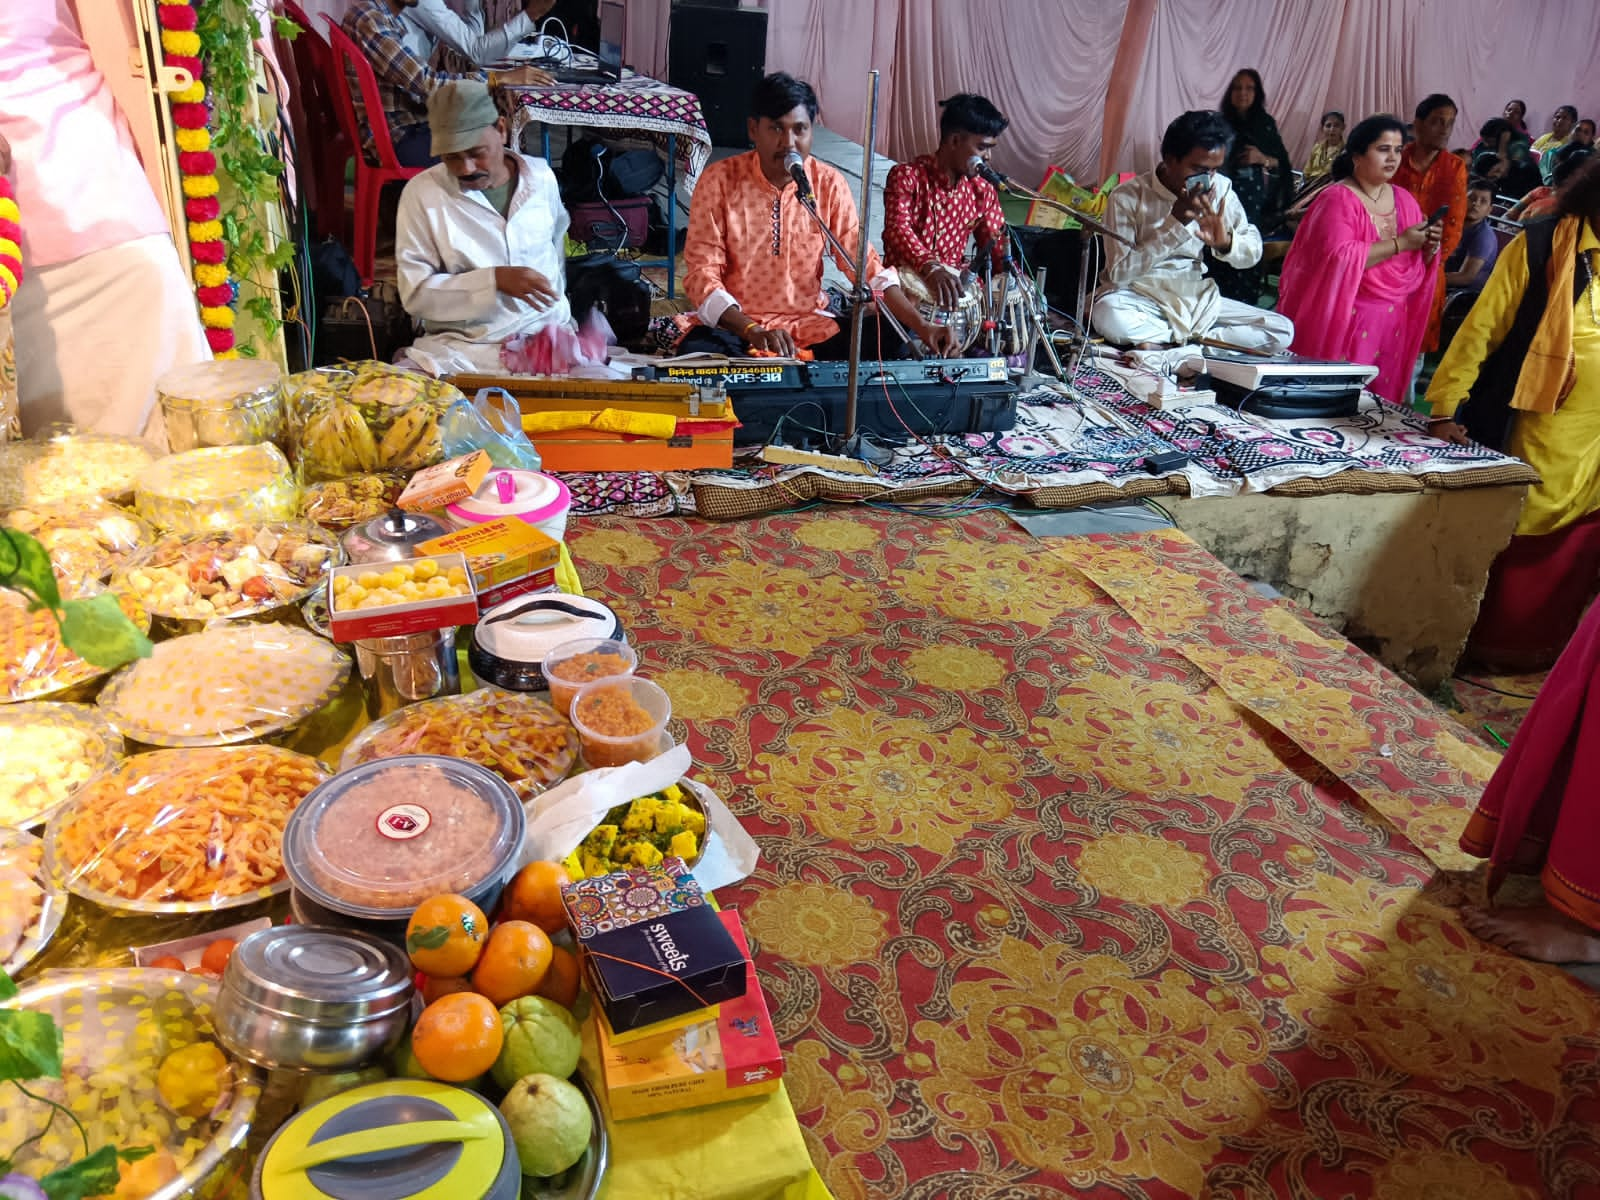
[1461,903,1600,963]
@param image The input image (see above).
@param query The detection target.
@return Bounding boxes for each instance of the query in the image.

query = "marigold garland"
[0,180,21,311]
[159,0,236,356]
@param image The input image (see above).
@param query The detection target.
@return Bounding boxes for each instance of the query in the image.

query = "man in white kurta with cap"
[395,80,575,376]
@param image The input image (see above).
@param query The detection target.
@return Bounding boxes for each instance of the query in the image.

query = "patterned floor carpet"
[569,510,1600,1200]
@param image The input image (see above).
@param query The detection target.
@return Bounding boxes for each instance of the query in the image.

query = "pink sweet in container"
[569,677,672,768]
[540,636,636,718]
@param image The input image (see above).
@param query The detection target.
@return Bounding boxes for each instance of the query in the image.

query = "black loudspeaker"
[668,5,767,148]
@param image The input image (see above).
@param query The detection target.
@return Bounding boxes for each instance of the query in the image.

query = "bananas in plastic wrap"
[286,362,463,482]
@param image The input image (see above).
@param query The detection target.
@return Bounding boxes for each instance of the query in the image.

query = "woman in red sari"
[1461,595,1600,963]
[1277,115,1442,406]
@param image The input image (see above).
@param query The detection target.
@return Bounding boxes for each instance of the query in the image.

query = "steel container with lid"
[214,925,413,1071]
[157,358,286,452]
[283,755,526,923]
[340,507,451,565]
[468,593,623,693]
[251,1080,525,1200]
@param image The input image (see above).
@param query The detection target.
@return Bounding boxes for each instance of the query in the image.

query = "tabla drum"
[900,269,984,355]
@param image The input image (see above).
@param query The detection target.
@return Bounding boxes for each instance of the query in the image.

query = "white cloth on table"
[395,151,573,376]
[11,234,202,442]
[1091,291,1293,353]
[1093,167,1290,350]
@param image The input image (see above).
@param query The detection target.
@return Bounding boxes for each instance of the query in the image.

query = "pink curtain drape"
[291,0,1600,187]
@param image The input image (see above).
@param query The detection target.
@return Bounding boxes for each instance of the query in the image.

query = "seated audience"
[1393,93,1466,353]
[1533,105,1579,183]
[678,73,946,359]
[1443,178,1498,293]
[1091,110,1292,352]
[394,81,574,374]
[1503,99,1530,137]
[1424,158,1600,671]
[1460,597,1600,965]
[1277,115,1440,407]
[1303,111,1345,184]
[341,0,551,167]
[1212,68,1294,302]
[1508,143,1594,221]
[1575,119,1597,149]
[1473,118,1542,199]
[882,94,1008,314]
[411,0,555,67]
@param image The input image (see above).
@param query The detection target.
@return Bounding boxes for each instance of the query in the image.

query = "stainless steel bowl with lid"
[214,925,414,1072]
[340,508,450,565]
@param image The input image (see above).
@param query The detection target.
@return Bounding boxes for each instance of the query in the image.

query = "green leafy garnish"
[0,1010,61,1082]
[0,528,151,671]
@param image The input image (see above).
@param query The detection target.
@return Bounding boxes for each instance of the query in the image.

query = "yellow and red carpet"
[570,510,1600,1200]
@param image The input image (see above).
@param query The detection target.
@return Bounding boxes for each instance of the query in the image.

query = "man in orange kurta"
[677,72,945,358]
[1392,94,1467,353]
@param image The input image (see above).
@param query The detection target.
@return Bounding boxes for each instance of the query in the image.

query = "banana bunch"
[377,405,442,471]
[300,398,379,479]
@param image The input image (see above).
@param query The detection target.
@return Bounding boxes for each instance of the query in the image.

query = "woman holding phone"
[1276,114,1442,406]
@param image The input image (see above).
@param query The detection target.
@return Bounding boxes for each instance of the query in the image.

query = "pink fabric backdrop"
[299,0,1600,187]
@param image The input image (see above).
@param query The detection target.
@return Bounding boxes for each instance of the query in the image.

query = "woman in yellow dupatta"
[1425,157,1600,670]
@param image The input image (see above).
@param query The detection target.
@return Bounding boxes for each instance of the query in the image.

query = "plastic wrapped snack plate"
[286,361,462,483]
[3,499,154,593]
[96,622,350,747]
[112,521,342,633]
[0,432,163,508]
[0,969,262,1200]
[0,588,151,704]
[341,690,578,799]
[45,745,332,914]
[134,443,298,534]
[157,357,285,452]
[0,826,69,977]
[0,701,125,828]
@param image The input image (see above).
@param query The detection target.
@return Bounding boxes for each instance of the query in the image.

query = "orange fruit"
[533,944,581,1008]
[501,861,572,934]
[148,955,187,972]
[420,973,476,1006]
[471,920,553,1007]
[406,894,489,978]
[410,992,503,1082]
[200,938,236,975]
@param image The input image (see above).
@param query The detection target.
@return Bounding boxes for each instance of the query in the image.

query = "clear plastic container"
[282,754,525,919]
[157,358,285,452]
[541,636,637,718]
[569,677,672,768]
[135,443,297,534]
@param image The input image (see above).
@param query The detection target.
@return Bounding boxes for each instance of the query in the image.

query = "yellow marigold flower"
[200,305,235,328]
[188,219,223,242]
[175,129,211,153]
[182,175,219,198]
[0,198,17,222]
[172,81,206,105]
[215,349,240,359]
[160,31,201,56]
[193,263,229,288]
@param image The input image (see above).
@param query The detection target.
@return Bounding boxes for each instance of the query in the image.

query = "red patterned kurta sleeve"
[882,161,934,272]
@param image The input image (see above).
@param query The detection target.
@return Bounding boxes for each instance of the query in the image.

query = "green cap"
[428,80,499,155]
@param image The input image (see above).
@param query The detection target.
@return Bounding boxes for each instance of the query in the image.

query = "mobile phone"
[1428,205,1449,225]
[1184,172,1214,195]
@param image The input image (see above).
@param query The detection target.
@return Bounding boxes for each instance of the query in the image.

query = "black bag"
[1455,217,1583,449]
[316,282,415,366]
[566,253,651,346]
[560,137,664,203]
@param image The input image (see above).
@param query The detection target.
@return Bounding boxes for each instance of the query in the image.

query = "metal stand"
[844,70,882,441]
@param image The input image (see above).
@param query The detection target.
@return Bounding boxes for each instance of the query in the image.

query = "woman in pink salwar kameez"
[1278,114,1442,406]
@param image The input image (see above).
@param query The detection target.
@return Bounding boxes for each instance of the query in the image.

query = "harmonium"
[448,375,736,472]
[635,357,1019,446]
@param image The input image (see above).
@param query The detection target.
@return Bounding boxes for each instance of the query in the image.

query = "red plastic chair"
[322,15,425,285]
[276,1,350,241]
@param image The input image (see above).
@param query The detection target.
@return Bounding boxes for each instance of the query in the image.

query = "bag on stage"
[565,252,651,346]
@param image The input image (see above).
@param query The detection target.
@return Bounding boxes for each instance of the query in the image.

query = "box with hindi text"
[417,516,560,612]
[561,858,746,1033]
[595,910,782,1119]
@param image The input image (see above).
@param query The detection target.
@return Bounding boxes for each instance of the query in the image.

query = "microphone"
[969,157,1008,189]
[784,151,814,204]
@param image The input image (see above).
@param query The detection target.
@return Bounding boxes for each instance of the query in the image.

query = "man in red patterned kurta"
[679,73,948,358]
[882,94,1009,311]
